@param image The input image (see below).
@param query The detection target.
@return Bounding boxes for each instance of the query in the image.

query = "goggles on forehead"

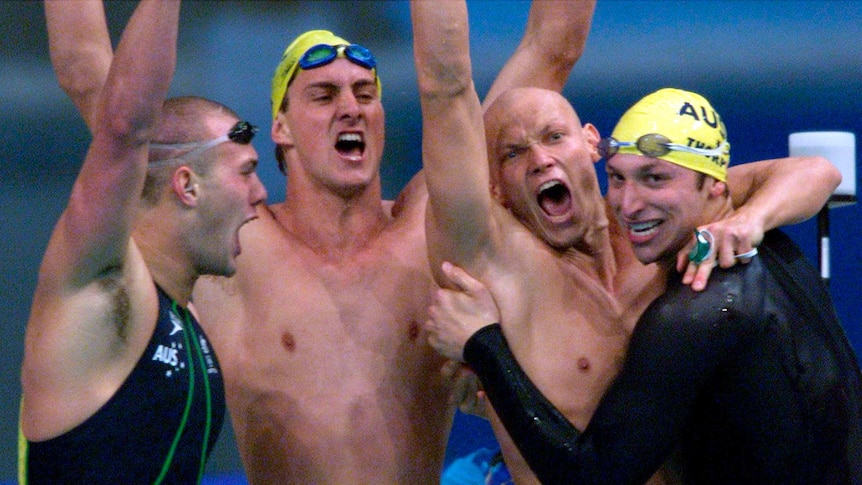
[298,43,377,72]
[150,121,258,164]
[598,133,728,161]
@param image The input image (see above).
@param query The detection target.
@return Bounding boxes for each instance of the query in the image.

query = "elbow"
[539,33,586,73]
[97,90,159,146]
[807,155,843,194]
[53,56,102,103]
[416,62,474,101]
[822,156,843,192]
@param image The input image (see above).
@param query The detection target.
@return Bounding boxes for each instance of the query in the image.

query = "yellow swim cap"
[611,88,730,181]
[270,30,382,120]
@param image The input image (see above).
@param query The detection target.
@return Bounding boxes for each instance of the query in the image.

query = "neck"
[134,210,197,305]
[564,203,617,291]
[278,178,391,260]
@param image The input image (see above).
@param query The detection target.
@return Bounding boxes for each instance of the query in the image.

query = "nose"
[610,180,645,218]
[250,174,267,206]
[621,182,648,218]
[337,91,362,120]
[528,145,554,174]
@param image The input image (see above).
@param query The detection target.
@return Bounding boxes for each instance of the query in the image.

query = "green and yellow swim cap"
[270,30,382,120]
[611,88,730,181]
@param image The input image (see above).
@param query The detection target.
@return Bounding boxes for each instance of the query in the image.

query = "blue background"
[2,1,860,481]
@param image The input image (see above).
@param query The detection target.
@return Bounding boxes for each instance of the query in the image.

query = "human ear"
[709,180,728,199]
[172,166,199,205]
[582,123,602,163]
[271,111,295,148]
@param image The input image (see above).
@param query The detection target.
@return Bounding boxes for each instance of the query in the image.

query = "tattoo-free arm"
[484,0,595,108]
[681,157,840,290]
[411,0,493,273]
[45,0,113,132]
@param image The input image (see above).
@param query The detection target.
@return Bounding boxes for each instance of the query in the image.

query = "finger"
[681,229,708,283]
[681,258,698,285]
[716,237,739,269]
[454,374,479,409]
[734,247,758,264]
[441,261,482,293]
[450,378,470,407]
[677,245,691,273]
[690,258,716,292]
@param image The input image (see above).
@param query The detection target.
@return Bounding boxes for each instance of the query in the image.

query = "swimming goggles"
[150,121,258,164]
[299,43,377,72]
[598,133,728,160]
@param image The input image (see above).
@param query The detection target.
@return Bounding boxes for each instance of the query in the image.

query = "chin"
[199,258,236,279]
[220,259,238,278]
[538,228,579,251]
[633,249,660,266]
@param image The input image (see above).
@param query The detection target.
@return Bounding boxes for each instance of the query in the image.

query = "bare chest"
[227,239,453,481]
[491,259,633,425]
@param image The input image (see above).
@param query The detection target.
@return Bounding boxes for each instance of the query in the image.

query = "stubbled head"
[483,88,607,251]
[145,96,267,277]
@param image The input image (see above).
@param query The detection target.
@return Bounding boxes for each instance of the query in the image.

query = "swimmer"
[427,88,862,484]
[22,1,266,481]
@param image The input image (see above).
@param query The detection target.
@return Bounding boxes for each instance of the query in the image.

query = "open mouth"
[627,220,661,240]
[537,180,572,217]
[335,133,365,159]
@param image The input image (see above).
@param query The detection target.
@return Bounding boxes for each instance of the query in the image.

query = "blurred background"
[2,1,860,482]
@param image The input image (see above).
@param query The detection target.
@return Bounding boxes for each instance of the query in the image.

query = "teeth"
[338,133,362,142]
[538,180,562,192]
[629,221,659,233]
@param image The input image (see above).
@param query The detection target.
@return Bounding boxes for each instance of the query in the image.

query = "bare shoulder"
[22,245,158,440]
[390,171,428,222]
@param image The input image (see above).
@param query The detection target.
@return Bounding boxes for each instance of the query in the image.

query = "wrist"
[463,323,503,365]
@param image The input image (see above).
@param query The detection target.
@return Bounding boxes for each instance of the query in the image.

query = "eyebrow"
[303,78,377,93]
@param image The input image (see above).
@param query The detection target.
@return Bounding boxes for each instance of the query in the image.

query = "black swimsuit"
[21,285,225,484]
[465,230,862,484]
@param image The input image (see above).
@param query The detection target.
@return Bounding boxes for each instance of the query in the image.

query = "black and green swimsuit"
[21,285,225,484]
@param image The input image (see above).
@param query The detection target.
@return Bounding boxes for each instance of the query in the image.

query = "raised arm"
[45,0,113,132]
[23,0,181,440]
[484,0,595,109]
[412,0,492,273]
[400,0,593,214]
[56,0,179,284]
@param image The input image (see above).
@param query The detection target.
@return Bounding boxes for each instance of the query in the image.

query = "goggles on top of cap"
[150,121,258,164]
[598,133,729,161]
[299,43,376,72]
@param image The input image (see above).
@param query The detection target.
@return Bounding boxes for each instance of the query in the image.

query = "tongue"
[336,141,364,159]
[538,185,572,217]
[337,147,362,160]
